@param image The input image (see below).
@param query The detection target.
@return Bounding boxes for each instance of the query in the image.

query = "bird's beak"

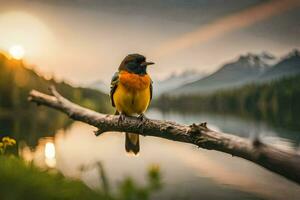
[141,61,155,67]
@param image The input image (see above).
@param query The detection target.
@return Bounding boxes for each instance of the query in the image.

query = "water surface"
[4,109,300,200]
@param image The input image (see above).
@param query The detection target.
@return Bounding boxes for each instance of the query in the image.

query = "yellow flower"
[2,137,10,143]
[0,142,3,148]
[2,137,16,146]
[9,138,16,145]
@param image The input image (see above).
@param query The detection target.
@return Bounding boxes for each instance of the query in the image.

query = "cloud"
[153,0,300,58]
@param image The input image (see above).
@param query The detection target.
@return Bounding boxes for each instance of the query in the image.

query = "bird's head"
[118,54,154,75]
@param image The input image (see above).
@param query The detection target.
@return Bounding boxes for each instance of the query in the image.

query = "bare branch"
[28,89,300,185]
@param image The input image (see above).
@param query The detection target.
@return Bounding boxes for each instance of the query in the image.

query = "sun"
[9,45,25,60]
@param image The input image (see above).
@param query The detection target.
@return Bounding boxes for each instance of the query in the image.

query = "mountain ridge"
[165,50,299,96]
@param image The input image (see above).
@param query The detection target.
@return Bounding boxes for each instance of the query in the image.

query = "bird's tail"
[114,110,140,155]
[125,133,140,155]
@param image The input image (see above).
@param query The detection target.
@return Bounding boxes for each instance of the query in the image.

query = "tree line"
[154,75,300,130]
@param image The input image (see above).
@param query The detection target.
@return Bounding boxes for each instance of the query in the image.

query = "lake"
[3,109,300,200]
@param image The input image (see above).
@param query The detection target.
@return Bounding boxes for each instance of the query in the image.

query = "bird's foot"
[118,113,126,126]
[137,113,148,130]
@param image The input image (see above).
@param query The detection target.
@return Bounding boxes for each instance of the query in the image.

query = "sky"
[0,0,299,85]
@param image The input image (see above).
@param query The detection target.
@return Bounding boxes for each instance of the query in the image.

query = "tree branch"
[28,87,300,185]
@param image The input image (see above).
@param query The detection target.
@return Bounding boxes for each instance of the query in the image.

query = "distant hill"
[259,50,300,82]
[166,50,300,96]
[153,70,205,97]
[0,52,111,113]
[169,52,276,95]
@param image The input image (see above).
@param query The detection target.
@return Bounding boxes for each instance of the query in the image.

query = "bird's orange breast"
[119,71,151,91]
[113,70,151,115]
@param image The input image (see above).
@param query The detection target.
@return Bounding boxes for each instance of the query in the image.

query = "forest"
[154,75,300,130]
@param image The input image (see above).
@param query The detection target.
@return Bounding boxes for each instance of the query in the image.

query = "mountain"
[169,52,276,95]
[90,80,109,94]
[259,50,300,82]
[153,70,205,97]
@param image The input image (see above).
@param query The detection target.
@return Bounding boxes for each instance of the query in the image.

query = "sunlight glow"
[45,142,56,168]
[0,11,55,61]
[9,45,25,59]
[45,142,55,159]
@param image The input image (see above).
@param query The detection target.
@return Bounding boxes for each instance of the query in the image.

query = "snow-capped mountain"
[259,50,300,81]
[167,52,278,95]
[258,51,279,66]
[153,70,205,97]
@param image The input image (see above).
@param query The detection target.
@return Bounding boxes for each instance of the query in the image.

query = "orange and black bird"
[110,54,154,155]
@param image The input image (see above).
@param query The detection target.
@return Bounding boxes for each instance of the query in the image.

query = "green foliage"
[0,156,162,200]
[154,75,300,130]
[116,165,162,200]
[0,156,104,200]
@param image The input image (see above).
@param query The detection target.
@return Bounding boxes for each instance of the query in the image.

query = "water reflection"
[16,109,300,200]
[19,137,56,168]
[45,141,56,168]
[0,109,71,148]
[149,109,300,150]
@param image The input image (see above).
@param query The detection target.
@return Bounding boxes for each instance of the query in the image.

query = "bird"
[110,54,154,155]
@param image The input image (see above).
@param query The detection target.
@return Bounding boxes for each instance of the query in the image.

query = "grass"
[0,156,104,200]
[0,156,162,200]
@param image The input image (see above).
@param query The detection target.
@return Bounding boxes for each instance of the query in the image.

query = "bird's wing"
[110,72,119,107]
[150,79,153,102]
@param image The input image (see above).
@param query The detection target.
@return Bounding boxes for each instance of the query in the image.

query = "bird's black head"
[118,54,154,75]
